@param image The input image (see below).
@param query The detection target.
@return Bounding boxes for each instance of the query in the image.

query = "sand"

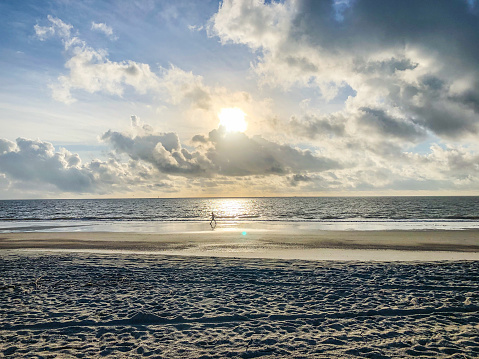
[1,251,478,358]
[1,230,478,357]
[1,229,479,261]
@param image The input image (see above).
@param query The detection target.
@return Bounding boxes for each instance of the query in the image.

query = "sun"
[218,108,247,133]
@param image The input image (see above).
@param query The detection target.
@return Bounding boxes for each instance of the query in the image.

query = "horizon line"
[2,194,479,201]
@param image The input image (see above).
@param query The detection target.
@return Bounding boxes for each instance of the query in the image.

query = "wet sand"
[1,229,479,261]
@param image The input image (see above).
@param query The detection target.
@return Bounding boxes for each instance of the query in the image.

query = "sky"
[1,0,479,199]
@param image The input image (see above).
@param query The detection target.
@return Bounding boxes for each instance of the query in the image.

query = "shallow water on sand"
[2,218,479,234]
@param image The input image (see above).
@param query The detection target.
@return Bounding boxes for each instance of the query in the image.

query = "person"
[210,211,217,228]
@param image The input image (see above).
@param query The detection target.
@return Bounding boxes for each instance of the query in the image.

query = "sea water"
[0,197,478,232]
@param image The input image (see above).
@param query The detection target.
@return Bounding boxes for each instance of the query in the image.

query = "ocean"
[1,196,479,232]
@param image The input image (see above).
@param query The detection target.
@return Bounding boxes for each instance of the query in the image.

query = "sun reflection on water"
[206,198,260,221]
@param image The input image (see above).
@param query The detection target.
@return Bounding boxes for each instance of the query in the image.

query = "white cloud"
[188,24,204,32]
[34,15,285,141]
[33,15,280,145]
[35,15,217,111]
[34,15,73,41]
[0,139,16,154]
[91,22,117,40]
[160,65,212,109]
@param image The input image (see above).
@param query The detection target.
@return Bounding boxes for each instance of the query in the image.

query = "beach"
[3,0,479,353]
[1,228,479,260]
[1,229,479,357]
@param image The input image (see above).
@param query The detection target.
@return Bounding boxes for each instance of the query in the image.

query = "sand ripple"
[1,252,478,358]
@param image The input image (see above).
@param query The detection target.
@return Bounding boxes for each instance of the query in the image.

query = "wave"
[444,215,479,220]
[1,197,479,223]
[2,217,479,224]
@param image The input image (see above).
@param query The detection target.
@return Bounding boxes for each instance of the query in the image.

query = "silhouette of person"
[210,212,217,228]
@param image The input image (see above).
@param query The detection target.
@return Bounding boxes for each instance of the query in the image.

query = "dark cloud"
[0,138,94,192]
[192,134,208,143]
[125,64,140,76]
[358,107,426,141]
[451,88,479,113]
[102,125,341,178]
[295,0,479,138]
[102,130,207,175]
[288,114,346,139]
[390,75,479,137]
[297,0,479,65]
[212,0,479,140]
[0,122,344,195]
[184,86,211,110]
[0,138,166,194]
[289,173,312,186]
[1,126,478,195]
[204,128,341,176]
[353,57,418,75]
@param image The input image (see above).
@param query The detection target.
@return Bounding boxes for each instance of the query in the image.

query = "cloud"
[208,0,479,193]
[160,65,212,110]
[22,7,479,196]
[35,16,212,108]
[188,24,204,32]
[1,124,479,196]
[91,22,117,40]
[210,0,479,140]
[0,127,343,196]
[203,128,341,176]
[0,137,170,194]
[35,16,158,103]
[34,15,73,41]
[51,45,161,103]
[0,138,94,192]
[407,144,479,186]
[289,173,313,187]
[0,139,16,154]
[102,128,207,176]
[102,117,341,178]
[287,113,346,139]
[357,107,426,141]
[100,116,479,194]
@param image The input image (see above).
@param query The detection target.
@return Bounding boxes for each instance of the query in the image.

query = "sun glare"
[218,108,247,133]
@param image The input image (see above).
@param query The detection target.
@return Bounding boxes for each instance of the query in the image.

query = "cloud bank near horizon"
[1,115,478,197]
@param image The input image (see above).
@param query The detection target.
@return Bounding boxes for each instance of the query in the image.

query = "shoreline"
[1,229,479,261]
[2,218,479,233]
